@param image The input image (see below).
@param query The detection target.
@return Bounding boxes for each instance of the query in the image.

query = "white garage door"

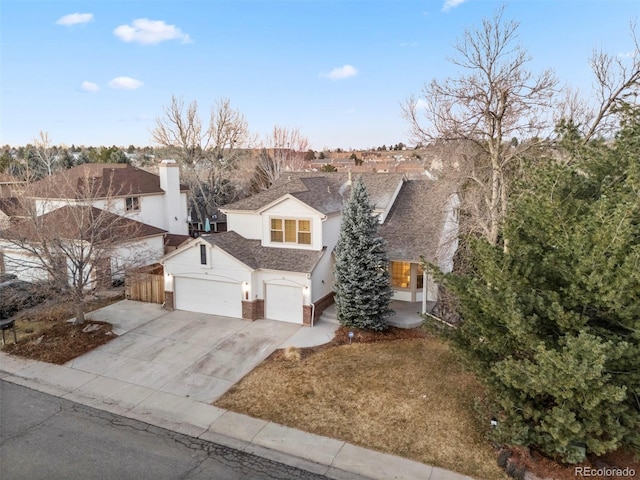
[265,284,303,324]
[174,277,242,318]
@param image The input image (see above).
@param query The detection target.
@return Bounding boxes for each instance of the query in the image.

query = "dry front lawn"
[216,336,507,480]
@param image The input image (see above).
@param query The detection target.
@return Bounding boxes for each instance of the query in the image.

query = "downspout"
[310,302,316,327]
[422,270,427,314]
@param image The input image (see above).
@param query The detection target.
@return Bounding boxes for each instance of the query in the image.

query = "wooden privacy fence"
[125,264,165,304]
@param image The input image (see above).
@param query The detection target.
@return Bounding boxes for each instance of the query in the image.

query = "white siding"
[310,253,333,303]
[163,240,252,296]
[112,236,165,279]
[35,192,187,234]
[436,193,460,274]
[0,247,50,282]
[226,212,262,240]
[0,235,163,285]
[392,290,413,301]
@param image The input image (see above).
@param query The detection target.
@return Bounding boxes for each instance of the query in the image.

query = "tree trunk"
[74,300,85,325]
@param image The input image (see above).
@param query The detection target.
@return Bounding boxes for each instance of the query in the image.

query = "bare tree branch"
[555,22,640,144]
[32,131,59,177]
[251,126,310,192]
[402,6,557,248]
[1,169,159,324]
[151,96,256,223]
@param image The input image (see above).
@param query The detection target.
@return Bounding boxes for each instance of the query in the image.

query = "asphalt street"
[0,380,328,480]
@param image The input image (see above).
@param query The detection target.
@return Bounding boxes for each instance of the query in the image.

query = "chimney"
[159,159,187,235]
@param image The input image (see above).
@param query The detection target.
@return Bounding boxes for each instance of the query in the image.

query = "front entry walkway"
[388,300,434,329]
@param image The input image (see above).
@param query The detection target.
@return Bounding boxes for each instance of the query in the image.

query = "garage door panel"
[265,284,303,324]
[175,277,242,318]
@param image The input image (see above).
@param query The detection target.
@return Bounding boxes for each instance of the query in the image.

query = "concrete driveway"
[66,301,304,403]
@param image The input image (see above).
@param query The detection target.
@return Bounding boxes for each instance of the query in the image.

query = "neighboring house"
[0,172,26,198]
[1,205,166,285]
[162,172,459,326]
[0,197,28,231]
[27,160,189,236]
[0,160,189,284]
[188,207,228,236]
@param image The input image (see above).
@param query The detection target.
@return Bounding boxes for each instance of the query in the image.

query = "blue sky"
[1,0,638,150]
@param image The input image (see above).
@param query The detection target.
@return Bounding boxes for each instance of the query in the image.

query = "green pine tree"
[334,176,393,331]
[437,105,640,463]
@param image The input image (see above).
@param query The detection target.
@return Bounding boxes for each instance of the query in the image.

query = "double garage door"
[174,277,242,318]
[174,278,303,323]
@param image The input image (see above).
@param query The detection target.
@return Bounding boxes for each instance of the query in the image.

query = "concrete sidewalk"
[0,304,473,480]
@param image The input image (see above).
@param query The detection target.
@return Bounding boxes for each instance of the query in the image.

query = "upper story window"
[270,218,311,245]
[125,196,140,212]
[200,245,207,265]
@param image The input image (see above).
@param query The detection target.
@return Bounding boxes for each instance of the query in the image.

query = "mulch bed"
[289,325,429,361]
[506,446,639,480]
[3,321,116,365]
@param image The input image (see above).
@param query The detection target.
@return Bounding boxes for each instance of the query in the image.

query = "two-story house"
[162,172,459,326]
[0,160,190,284]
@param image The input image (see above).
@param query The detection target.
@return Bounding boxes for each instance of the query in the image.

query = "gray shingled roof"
[201,231,325,273]
[0,197,28,217]
[26,163,188,199]
[222,172,405,214]
[378,180,457,264]
[4,206,166,243]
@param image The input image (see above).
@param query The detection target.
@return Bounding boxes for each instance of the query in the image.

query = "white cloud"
[56,13,93,26]
[618,51,638,59]
[442,0,467,12]
[415,99,429,110]
[322,65,358,80]
[113,18,192,45]
[81,81,99,92]
[108,76,143,90]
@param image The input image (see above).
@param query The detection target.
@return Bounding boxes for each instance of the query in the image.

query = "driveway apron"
[66,303,301,403]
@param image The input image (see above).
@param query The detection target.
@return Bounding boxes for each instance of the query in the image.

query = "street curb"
[0,353,475,480]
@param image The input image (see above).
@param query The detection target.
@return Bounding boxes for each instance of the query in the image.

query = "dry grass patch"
[216,337,507,480]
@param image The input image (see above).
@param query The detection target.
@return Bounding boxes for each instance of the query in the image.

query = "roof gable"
[256,193,325,217]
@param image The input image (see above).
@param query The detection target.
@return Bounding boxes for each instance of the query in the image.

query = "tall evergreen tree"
[437,106,640,463]
[333,176,393,331]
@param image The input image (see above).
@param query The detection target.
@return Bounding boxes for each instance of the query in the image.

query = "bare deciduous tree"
[151,96,255,223]
[32,131,59,177]
[557,22,640,143]
[403,7,557,247]
[251,126,310,192]
[0,170,159,324]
